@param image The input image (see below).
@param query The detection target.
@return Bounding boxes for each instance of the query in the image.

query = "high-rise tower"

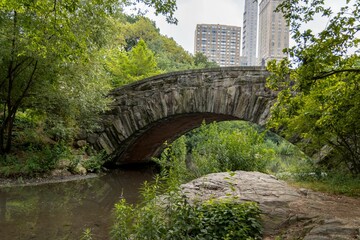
[242,0,258,66]
[194,24,241,67]
[258,0,289,66]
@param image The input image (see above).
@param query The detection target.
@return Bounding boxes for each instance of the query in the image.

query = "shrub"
[82,152,106,173]
[162,196,262,240]
[0,142,71,177]
[167,121,309,179]
[111,181,262,240]
[112,146,263,240]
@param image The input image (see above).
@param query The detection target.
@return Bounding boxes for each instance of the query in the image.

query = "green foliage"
[111,16,217,73]
[118,16,195,71]
[268,0,360,174]
[153,140,190,185]
[111,176,262,240]
[174,121,308,180]
[106,39,161,87]
[126,0,178,24]
[80,228,93,240]
[153,37,195,71]
[0,0,116,154]
[189,199,262,240]
[82,152,106,173]
[193,52,219,69]
[112,129,266,239]
[0,142,71,177]
[148,121,310,189]
[0,0,178,156]
[288,170,360,197]
[111,176,169,240]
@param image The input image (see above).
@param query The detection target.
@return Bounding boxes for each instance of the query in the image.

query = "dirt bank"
[0,173,99,188]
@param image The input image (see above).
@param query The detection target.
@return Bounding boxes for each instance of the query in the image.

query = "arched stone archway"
[87,66,275,165]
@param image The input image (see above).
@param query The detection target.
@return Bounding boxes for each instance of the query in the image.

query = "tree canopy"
[267,0,360,174]
[0,0,178,154]
[106,39,161,87]
[104,15,219,86]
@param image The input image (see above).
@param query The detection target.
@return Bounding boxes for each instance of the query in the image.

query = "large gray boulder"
[180,171,360,239]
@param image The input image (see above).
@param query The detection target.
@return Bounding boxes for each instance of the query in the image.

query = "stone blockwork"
[88,67,275,164]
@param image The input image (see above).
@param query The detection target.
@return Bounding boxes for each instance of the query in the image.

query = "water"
[0,166,155,240]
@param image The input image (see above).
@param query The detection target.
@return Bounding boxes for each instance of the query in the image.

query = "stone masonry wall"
[86,66,275,164]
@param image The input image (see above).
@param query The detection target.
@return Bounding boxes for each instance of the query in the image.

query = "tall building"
[258,0,289,66]
[242,0,258,66]
[194,24,241,67]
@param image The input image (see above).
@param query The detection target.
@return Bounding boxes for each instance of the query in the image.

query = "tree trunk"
[0,10,39,155]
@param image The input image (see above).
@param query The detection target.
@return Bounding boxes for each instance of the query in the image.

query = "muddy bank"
[0,173,100,188]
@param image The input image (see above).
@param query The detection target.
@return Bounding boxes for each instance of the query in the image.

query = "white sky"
[140,0,348,55]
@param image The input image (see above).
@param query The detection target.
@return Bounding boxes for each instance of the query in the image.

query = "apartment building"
[258,0,289,66]
[194,24,241,67]
[242,0,258,66]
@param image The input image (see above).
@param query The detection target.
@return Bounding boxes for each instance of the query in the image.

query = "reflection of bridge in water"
[86,66,275,165]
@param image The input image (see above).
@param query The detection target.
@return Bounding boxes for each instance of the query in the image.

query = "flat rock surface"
[180,171,360,239]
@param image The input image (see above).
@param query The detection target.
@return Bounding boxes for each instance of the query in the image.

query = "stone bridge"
[86,66,276,165]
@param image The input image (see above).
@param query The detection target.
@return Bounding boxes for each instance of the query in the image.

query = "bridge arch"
[87,66,275,165]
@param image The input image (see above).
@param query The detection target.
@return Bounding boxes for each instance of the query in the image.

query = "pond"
[0,166,155,240]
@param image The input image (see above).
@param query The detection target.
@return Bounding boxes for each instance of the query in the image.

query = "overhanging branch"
[312,68,360,80]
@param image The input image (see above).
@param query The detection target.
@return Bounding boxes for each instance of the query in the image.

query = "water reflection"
[0,166,155,240]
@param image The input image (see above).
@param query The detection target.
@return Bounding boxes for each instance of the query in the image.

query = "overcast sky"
[141,0,348,54]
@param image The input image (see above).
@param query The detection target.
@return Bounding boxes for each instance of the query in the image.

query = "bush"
[162,196,262,240]
[111,143,263,240]
[0,142,71,177]
[189,199,262,240]
[82,152,106,173]
[111,179,262,240]
[167,121,309,180]
[185,122,269,174]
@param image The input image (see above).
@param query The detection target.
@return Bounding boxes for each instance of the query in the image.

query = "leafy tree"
[121,17,161,51]
[106,39,161,87]
[129,39,160,77]
[110,16,219,73]
[126,0,178,24]
[267,0,360,174]
[118,17,196,71]
[194,52,219,68]
[151,37,195,71]
[0,0,177,155]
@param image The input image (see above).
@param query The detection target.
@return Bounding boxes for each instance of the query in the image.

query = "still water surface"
[0,167,155,240]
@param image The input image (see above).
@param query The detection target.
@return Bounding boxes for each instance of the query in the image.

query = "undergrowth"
[110,141,263,240]
[0,142,70,178]
[286,171,360,197]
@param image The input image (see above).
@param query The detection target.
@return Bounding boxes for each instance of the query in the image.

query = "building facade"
[258,0,289,66]
[242,0,258,66]
[194,24,241,67]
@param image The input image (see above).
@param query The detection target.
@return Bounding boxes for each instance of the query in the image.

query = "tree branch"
[3,60,38,153]
[12,61,38,114]
[312,69,360,81]
[12,58,35,80]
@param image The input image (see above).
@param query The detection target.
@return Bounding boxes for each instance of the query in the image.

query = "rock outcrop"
[180,171,360,239]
